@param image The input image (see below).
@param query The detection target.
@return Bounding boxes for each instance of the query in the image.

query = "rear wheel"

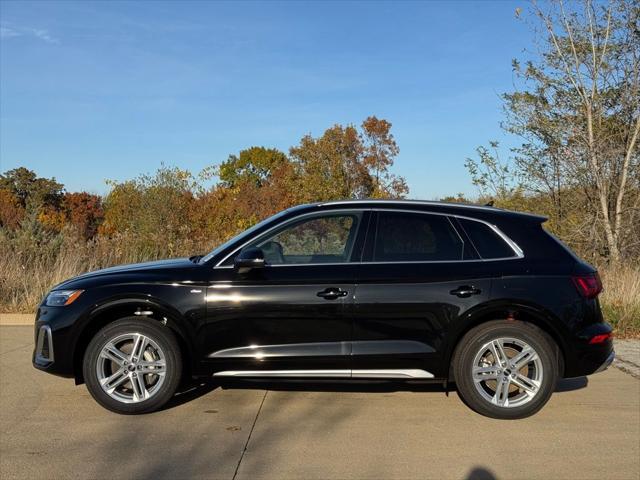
[453,320,558,419]
[83,318,182,414]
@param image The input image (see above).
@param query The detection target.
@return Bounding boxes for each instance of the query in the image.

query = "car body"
[33,200,615,418]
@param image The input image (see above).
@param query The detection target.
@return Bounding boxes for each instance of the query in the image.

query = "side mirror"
[234,247,265,273]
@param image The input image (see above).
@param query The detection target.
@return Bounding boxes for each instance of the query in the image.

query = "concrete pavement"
[1,325,639,480]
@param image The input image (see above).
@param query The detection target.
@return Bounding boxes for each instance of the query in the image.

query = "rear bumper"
[595,349,615,373]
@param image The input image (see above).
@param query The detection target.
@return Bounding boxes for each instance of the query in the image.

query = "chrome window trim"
[214,207,524,269]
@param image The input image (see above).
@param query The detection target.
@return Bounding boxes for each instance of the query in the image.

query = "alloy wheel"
[471,337,543,408]
[96,333,167,404]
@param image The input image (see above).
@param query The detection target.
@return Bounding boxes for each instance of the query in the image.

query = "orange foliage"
[37,206,66,232]
[64,192,104,239]
[0,189,25,229]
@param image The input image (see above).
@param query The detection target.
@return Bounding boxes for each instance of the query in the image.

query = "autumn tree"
[101,166,198,257]
[0,167,67,231]
[194,147,300,247]
[0,167,64,213]
[361,116,407,198]
[290,116,407,201]
[216,147,290,188]
[64,192,104,239]
[0,189,25,229]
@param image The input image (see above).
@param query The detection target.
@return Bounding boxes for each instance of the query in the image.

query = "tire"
[453,320,558,420]
[83,318,182,414]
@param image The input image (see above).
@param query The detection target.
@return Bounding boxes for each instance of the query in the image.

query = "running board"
[213,369,434,379]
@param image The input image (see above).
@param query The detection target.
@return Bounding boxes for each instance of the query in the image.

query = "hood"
[53,257,196,290]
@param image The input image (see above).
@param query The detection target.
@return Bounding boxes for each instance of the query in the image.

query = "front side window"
[248,213,360,265]
[373,212,464,262]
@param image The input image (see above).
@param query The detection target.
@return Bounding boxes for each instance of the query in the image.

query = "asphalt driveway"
[1,325,638,480]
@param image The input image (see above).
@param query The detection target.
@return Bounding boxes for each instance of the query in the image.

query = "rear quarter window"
[458,218,517,259]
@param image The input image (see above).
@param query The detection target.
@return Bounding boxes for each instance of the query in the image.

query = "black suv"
[33,200,614,419]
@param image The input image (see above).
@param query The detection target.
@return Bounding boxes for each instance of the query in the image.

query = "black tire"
[453,320,558,420]
[83,318,182,414]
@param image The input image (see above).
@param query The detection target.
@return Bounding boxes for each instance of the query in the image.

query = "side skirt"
[212,369,434,379]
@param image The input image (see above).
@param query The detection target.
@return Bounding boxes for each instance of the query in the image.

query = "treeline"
[0,116,405,258]
[0,117,411,310]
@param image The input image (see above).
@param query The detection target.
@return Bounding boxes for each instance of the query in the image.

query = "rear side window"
[458,218,516,259]
[374,212,464,262]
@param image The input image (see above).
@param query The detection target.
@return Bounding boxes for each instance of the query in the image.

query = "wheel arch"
[445,301,567,381]
[71,298,195,385]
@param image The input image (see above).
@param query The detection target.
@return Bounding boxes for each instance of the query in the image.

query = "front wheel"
[453,320,558,419]
[83,318,182,414]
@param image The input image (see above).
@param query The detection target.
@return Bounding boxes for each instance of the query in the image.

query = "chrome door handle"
[450,286,481,298]
[317,288,348,300]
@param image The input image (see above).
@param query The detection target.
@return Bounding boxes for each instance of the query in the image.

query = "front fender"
[70,291,204,383]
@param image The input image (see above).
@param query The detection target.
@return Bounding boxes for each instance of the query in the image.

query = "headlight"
[45,290,84,306]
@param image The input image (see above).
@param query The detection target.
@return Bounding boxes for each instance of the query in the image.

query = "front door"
[202,210,368,376]
[353,210,493,379]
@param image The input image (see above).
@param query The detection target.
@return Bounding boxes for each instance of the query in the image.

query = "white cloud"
[0,26,21,38]
[0,24,59,44]
[31,28,58,44]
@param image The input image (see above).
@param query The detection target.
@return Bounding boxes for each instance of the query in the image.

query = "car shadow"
[161,379,220,411]
[161,375,588,411]
[465,467,498,480]
[216,378,447,393]
[555,376,588,392]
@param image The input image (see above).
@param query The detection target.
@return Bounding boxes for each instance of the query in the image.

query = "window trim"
[360,209,523,264]
[214,209,365,268]
[213,207,524,269]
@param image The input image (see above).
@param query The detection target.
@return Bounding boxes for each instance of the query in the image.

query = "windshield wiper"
[189,255,203,263]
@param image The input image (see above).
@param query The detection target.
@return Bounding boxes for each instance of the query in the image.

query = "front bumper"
[595,349,615,373]
[32,305,79,378]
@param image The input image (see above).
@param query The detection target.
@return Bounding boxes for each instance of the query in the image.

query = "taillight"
[572,273,603,299]
[589,332,612,344]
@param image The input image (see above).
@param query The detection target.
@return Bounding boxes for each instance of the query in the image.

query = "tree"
[361,116,407,198]
[468,0,639,262]
[64,192,104,239]
[216,147,290,188]
[0,167,64,213]
[289,117,408,201]
[290,124,368,201]
[101,166,198,256]
[0,189,25,229]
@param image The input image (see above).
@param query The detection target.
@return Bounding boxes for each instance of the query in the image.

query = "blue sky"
[0,1,532,199]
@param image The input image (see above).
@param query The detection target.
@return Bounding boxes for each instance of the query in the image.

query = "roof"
[308,199,548,223]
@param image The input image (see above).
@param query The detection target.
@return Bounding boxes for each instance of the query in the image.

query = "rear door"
[352,210,493,379]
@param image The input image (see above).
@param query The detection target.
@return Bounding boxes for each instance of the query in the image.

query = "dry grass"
[599,263,640,338]
[0,231,208,313]
[1,234,638,337]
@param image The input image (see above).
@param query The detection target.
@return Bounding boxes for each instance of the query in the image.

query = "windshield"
[199,208,293,264]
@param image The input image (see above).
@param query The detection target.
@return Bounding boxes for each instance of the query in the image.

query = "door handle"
[317,288,348,300]
[450,286,481,298]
